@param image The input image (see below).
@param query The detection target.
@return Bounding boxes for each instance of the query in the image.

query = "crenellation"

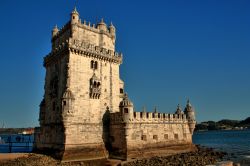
[51,22,71,41]
[110,109,189,128]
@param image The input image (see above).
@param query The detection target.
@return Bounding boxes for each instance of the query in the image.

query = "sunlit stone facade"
[34,8,196,161]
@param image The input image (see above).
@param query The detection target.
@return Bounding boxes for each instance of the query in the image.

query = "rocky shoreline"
[0,146,242,166]
[122,145,228,166]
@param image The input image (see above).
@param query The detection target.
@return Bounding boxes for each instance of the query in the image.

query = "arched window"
[94,61,98,69]
[91,60,94,69]
[90,60,98,70]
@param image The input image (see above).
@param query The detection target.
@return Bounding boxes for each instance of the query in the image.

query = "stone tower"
[34,7,124,161]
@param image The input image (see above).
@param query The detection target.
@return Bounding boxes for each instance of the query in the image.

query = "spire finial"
[73,6,77,13]
[187,98,192,107]
[74,0,78,11]
[71,4,79,15]
[154,106,157,113]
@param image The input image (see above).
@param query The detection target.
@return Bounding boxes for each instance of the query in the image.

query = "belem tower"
[34,8,196,162]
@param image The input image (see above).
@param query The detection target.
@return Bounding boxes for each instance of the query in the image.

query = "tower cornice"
[44,39,122,67]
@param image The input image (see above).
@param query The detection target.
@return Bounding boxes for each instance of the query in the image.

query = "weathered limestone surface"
[109,94,196,160]
[34,7,196,162]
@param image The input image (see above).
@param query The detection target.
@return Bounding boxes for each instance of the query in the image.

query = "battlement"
[44,38,122,67]
[50,8,116,53]
[52,19,115,41]
[48,11,119,64]
[51,21,71,41]
[110,111,187,124]
[78,19,115,38]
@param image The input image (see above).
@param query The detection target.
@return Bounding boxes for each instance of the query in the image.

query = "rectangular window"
[153,135,158,140]
[124,108,128,113]
[63,101,66,106]
[120,88,124,94]
[174,134,178,140]
[141,135,147,141]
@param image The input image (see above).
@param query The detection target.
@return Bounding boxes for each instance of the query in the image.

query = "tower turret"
[109,22,115,35]
[97,18,107,32]
[71,7,79,24]
[175,104,184,114]
[119,93,134,121]
[109,22,116,43]
[184,99,196,134]
[52,25,59,37]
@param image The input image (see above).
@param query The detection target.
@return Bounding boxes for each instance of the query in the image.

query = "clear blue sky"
[0,0,249,127]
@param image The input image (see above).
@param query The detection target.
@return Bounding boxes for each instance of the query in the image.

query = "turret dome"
[52,25,59,37]
[184,99,194,113]
[97,18,107,31]
[109,22,115,30]
[71,7,79,15]
[71,7,79,24]
[119,93,133,107]
[175,104,184,114]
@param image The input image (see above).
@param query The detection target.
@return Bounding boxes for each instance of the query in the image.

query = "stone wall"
[110,111,193,160]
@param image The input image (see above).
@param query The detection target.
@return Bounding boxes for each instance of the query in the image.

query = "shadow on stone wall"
[102,107,112,153]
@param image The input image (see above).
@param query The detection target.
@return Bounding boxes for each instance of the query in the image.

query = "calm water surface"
[0,134,33,153]
[1,130,250,162]
[193,129,250,162]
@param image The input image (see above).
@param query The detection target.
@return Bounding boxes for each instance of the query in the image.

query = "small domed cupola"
[119,93,133,107]
[175,104,184,114]
[184,99,194,113]
[71,7,79,24]
[52,25,59,37]
[119,93,134,120]
[109,22,116,42]
[109,22,115,33]
[97,18,107,32]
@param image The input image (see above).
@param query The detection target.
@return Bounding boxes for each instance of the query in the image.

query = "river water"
[1,130,250,163]
[0,134,33,153]
[193,129,250,163]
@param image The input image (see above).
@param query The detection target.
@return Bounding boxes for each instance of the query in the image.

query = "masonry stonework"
[34,8,196,162]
